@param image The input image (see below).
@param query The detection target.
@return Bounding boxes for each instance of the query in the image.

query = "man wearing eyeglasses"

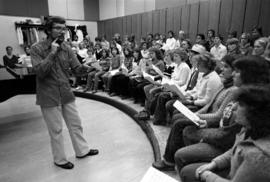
[30,16,98,170]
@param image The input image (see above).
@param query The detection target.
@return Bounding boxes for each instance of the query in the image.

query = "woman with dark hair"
[140,41,149,59]
[251,26,263,46]
[133,47,165,105]
[192,84,270,182]
[163,30,176,51]
[110,47,134,97]
[176,56,270,182]
[181,39,192,53]
[206,29,215,50]
[102,47,121,92]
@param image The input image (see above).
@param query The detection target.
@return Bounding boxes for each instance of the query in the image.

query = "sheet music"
[142,71,155,81]
[91,62,102,70]
[161,78,185,99]
[161,77,174,85]
[110,69,119,76]
[152,65,164,77]
[173,100,200,126]
[140,167,178,182]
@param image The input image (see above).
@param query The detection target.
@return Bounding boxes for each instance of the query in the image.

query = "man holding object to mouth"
[30,16,98,169]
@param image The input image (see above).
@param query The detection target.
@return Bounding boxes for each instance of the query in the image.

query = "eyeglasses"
[52,26,68,32]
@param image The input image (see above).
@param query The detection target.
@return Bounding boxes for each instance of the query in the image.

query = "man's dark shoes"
[54,161,74,169]
[152,160,174,171]
[76,149,99,159]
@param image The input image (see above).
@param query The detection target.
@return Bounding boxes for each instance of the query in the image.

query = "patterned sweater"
[197,85,237,126]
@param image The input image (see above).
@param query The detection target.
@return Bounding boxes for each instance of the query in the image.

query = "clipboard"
[173,100,200,126]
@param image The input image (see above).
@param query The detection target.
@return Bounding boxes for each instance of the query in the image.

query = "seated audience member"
[226,38,241,56]
[77,42,88,59]
[136,50,176,121]
[175,30,186,49]
[129,48,143,74]
[162,30,177,51]
[210,35,227,63]
[128,34,137,50]
[195,34,208,50]
[110,47,134,97]
[181,52,222,110]
[239,32,252,55]
[92,49,110,93]
[3,46,20,69]
[153,55,270,173]
[83,49,98,92]
[163,50,176,77]
[140,41,150,59]
[181,39,192,54]
[206,29,215,50]
[146,33,154,48]
[128,49,148,101]
[252,37,268,56]
[94,43,103,61]
[84,35,94,49]
[250,26,263,46]
[101,35,110,50]
[154,33,161,45]
[18,46,32,74]
[102,47,121,92]
[122,34,132,49]
[163,44,206,124]
[133,48,165,105]
[189,84,270,182]
[71,35,80,48]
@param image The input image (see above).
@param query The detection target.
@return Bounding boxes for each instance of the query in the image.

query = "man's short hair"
[44,16,66,35]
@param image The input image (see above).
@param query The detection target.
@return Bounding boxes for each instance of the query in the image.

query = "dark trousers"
[153,92,172,124]
[163,115,196,163]
[111,74,130,96]
[174,142,223,174]
[134,79,151,103]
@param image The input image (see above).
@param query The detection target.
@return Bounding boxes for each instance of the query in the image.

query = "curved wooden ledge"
[74,91,161,162]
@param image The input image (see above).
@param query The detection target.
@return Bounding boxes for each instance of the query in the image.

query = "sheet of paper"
[91,62,102,70]
[161,77,174,85]
[169,84,185,100]
[110,69,119,76]
[142,71,155,81]
[140,167,178,182]
[173,100,200,126]
[152,65,164,77]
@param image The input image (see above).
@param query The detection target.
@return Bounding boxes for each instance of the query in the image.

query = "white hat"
[191,44,206,54]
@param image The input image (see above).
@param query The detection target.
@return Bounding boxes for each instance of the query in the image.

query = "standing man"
[31,16,98,170]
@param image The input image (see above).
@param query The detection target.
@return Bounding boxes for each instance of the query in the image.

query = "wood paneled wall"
[98,0,270,43]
